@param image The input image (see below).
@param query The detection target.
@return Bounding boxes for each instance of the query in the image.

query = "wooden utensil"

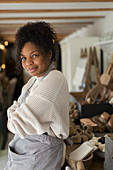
[100,63,112,86]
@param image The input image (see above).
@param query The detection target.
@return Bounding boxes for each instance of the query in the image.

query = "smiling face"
[20,42,52,77]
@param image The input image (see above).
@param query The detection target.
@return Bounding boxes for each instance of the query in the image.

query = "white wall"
[60,37,99,92]
[60,12,113,92]
[71,12,113,69]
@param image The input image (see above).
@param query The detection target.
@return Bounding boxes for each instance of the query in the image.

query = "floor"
[0,132,14,170]
[0,149,8,170]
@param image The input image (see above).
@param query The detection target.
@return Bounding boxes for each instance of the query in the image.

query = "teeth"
[28,68,33,71]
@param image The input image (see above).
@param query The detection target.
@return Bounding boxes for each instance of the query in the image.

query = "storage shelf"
[94,40,113,46]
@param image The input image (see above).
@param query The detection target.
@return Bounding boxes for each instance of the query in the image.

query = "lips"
[27,67,38,73]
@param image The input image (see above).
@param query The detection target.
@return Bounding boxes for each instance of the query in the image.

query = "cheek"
[22,62,25,68]
[38,58,45,66]
[42,57,49,65]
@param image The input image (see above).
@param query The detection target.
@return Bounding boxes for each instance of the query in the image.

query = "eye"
[32,54,39,58]
[21,56,26,61]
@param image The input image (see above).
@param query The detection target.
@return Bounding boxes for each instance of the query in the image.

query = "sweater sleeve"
[8,97,56,138]
[7,71,69,139]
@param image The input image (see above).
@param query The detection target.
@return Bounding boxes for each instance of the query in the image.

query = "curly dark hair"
[15,21,58,72]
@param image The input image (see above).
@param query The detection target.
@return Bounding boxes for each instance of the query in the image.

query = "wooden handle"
[105,63,112,74]
[77,161,85,170]
[100,63,113,86]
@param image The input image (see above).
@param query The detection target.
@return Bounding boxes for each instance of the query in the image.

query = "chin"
[29,72,37,77]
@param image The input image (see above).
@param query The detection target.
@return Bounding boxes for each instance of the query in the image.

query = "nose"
[26,58,33,65]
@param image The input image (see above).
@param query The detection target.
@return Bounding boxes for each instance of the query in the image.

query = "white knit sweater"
[7,70,69,139]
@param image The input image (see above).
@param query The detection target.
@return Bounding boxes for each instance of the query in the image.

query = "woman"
[5,21,69,170]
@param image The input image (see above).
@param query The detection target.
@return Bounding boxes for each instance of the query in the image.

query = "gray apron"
[4,64,64,170]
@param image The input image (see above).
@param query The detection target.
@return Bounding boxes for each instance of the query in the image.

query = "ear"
[48,50,52,60]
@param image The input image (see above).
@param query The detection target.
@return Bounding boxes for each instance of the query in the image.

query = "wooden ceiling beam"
[0,22,93,26]
[0,16,104,20]
[0,1,112,42]
[0,9,113,13]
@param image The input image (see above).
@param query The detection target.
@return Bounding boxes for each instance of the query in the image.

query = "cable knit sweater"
[7,70,69,139]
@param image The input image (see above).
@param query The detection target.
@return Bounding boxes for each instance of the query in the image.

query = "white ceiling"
[0,1,113,42]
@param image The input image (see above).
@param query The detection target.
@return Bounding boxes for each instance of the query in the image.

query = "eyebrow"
[20,50,39,57]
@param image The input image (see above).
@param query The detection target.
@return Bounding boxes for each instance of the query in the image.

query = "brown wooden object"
[100,63,113,86]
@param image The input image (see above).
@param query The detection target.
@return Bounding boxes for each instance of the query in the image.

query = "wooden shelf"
[94,39,113,46]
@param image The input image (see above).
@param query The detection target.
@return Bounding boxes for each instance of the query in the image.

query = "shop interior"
[0,1,113,170]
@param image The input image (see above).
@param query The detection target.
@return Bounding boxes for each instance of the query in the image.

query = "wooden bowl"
[82,153,93,170]
[66,144,93,170]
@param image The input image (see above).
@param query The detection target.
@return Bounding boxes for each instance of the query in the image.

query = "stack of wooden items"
[65,47,113,170]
